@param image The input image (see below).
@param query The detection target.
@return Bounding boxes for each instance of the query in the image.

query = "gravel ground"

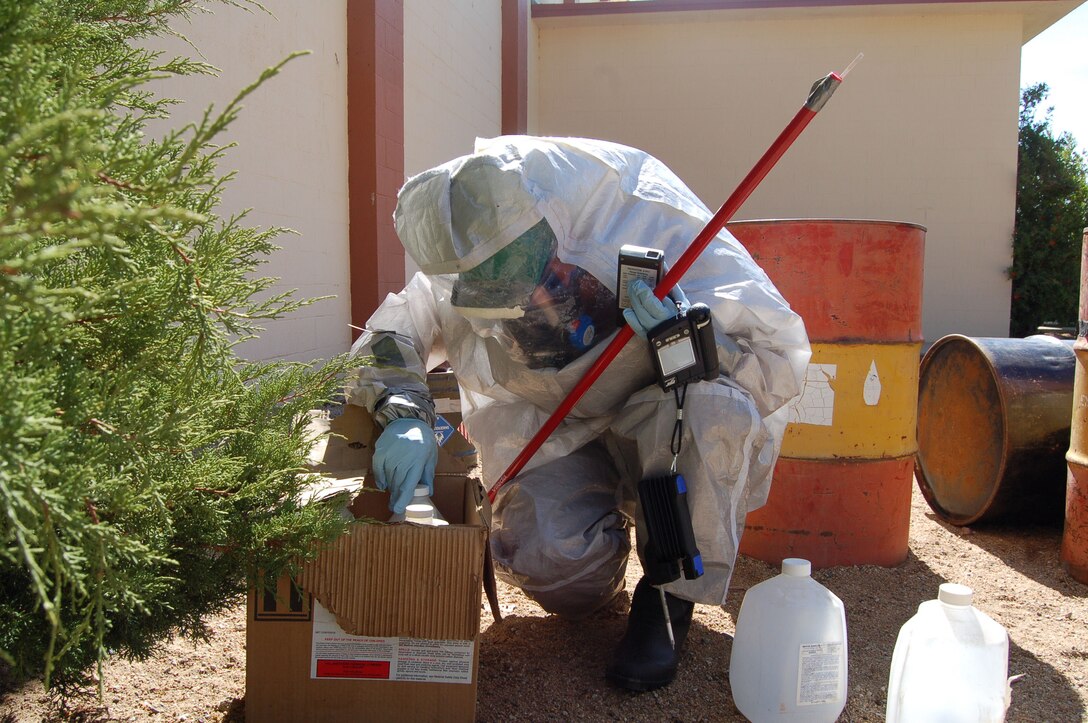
[3,483,1086,722]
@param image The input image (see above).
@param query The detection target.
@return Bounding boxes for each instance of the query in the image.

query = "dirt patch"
[3,485,1086,721]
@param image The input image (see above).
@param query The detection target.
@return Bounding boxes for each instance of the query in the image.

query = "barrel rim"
[727,218,928,233]
[915,334,1010,526]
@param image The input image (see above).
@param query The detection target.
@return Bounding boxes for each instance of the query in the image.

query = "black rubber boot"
[606,576,695,691]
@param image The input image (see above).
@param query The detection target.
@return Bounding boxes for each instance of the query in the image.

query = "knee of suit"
[488,441,631,616]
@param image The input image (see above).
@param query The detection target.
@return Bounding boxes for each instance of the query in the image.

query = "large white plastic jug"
[729,558,848,722]
[885,583,1010,722]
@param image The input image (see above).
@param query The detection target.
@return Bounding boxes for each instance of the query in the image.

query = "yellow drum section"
[783,342,920,460]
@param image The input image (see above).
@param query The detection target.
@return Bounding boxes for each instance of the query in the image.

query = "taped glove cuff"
[374,390,437,429]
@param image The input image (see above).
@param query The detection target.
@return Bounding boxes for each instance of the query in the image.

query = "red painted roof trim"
[532,0,1039,18]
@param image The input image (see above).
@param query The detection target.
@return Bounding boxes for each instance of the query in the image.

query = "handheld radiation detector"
[617,245,664,324]
[649,304,719,391]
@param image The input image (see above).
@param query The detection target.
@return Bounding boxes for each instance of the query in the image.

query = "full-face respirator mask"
[450,219,618,370]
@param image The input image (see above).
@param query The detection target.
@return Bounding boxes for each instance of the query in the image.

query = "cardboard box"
[247,403,495,723]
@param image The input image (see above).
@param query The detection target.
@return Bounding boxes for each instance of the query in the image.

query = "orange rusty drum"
[916,335,1073,526]
[1064,228,1088,584]
[727,219,925,569]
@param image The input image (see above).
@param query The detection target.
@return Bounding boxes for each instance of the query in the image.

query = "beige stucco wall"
[146,1,350,363]
[403,0,503,279]
[146,1,506,361]
[532,8,1025,342]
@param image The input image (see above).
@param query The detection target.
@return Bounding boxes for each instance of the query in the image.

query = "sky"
[1020,3,1088,152]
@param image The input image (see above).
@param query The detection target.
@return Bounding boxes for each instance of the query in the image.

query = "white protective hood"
[397,136,715,289]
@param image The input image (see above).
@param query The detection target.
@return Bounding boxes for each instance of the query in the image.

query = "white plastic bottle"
[389,485,446,523]
[404,503,435,526]
[885,583,1010,723]
[729,558,848,722]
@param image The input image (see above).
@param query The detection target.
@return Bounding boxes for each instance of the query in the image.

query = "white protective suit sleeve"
[347,283,441,430]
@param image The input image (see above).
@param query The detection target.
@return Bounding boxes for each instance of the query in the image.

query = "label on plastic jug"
[797,642,844,706]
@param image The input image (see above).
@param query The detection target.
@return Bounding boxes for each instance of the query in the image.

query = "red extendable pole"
[487,70,847,503]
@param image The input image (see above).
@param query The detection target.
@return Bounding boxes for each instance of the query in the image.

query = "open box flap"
[296,522,488,640]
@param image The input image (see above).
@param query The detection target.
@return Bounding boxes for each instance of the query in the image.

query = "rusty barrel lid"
[915,334,1073,525]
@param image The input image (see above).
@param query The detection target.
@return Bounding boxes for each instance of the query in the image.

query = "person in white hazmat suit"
[348,135,809,691]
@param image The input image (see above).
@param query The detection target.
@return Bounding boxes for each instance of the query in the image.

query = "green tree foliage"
[1010,83,1088,337]
[0,1,354,689]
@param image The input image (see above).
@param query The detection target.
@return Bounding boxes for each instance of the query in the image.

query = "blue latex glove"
[373,418,438,514]
[623,278,679,339]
